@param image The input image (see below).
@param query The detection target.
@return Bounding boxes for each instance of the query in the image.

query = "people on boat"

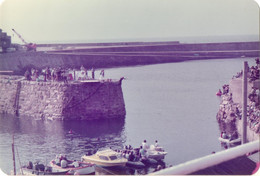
[72,160,79,168]
[154,140,159,147]
[27,161,33,169]
[61,159,68,168]
[142,140,149,150]
[139,146,147,158]
[128,151,135,161]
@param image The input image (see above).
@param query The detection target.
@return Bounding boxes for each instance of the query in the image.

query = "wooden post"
[12,135,16,175]
[242,61,248,144]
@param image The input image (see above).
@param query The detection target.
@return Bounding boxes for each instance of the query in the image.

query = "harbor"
[1,0,260,175]
[0,57,259,175]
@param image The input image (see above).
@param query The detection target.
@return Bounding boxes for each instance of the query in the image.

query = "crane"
[12,29,36,51]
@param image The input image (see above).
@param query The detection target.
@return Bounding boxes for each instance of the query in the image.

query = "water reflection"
[0,114,126,174]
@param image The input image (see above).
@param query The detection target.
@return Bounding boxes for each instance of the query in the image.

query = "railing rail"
[151,140,259,175]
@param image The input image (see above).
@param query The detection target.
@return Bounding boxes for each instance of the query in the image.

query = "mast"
[12,135,16,175]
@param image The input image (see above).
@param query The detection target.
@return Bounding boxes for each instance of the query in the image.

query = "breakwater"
[0,41,259,75]
[216,60,260,141]
[0,76,125,120]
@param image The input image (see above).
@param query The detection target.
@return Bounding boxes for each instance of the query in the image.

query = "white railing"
[151,140,259,175]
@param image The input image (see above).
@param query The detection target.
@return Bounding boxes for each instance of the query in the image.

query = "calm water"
[0,58,255,174]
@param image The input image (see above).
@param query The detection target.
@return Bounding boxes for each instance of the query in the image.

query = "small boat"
[147,145,168,160]
[218,137,241,144]
[50,158,95,175]
[81,149,128,167]
[146,150,167,160]
[20,161,68,175]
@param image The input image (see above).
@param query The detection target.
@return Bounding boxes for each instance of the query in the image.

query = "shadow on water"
[0,114,127,174]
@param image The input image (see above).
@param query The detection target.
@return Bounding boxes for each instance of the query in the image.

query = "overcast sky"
[0,0,259,44]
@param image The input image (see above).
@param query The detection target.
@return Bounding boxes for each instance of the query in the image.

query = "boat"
[218,137,241,145]
[146,150,167,160]
[81,149,128,167]
[20,162,68,175]
[147,145,168,160]
[50,157,95,175]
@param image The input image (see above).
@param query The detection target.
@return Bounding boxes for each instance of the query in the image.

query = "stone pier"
[0,76,126,120]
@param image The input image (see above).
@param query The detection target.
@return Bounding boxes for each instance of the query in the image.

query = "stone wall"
[216,69,260,142]
[0,77,126,120]
[0,41,259,75]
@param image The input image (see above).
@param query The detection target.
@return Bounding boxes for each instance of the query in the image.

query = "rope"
[15,146,23,175]
[64,82,105,110]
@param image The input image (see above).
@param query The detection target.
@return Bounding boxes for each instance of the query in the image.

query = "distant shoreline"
[0,41,259,75]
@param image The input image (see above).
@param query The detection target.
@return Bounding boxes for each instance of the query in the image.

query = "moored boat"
[20,161,68,175]
[50,155,95,175]
[81,149,128,167]
[218,137,241,145]
[146,149,168,160]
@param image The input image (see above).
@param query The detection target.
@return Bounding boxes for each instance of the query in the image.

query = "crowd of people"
[232,58,260,80]
[54,154,79,168]
[24,65,105,82]
[115,140,162,162]
[217,58,260,135]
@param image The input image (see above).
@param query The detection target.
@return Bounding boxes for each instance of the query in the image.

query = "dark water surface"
[0,58,255,174]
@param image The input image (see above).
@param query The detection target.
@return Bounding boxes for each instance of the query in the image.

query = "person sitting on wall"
[46,67,51,81]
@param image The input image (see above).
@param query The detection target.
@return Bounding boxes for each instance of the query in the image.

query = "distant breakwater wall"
[0,41,259,75]
[0,77,126,120]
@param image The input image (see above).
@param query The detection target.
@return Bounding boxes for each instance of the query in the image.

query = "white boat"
[81,149,128,167]
[50,159,95,175]
[20,162,68,175]
[147,145,168,160]
[147,150,167,160]
[218,137,241,144]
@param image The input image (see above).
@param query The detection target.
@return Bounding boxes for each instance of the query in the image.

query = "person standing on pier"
[91,68,95,79]
[24,69,31,81]
[99,70,105,80]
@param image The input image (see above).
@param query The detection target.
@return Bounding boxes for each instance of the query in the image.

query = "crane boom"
[11,28,36,51]
[12,29,28,44]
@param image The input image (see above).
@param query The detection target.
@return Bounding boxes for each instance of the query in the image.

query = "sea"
[0,57,255,175]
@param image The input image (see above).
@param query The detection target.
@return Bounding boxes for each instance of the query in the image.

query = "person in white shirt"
[142,140,149,150]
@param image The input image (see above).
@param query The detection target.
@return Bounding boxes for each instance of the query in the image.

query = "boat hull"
[126,161,145,168]
[82,156,126,167]
[50,160,95,175]
[218,137,241,144]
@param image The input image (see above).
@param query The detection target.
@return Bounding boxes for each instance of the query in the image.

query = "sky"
[0,0,259,44]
